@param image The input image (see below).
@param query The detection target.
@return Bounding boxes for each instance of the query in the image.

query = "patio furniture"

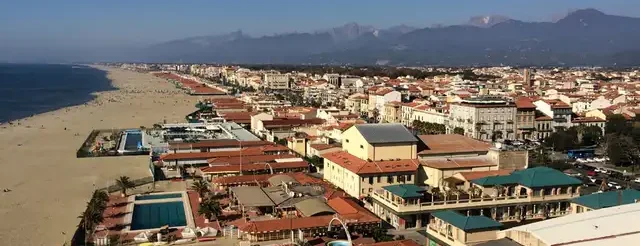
[134,231,152,243]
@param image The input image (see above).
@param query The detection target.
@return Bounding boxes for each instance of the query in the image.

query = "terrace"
[372,167,582,215]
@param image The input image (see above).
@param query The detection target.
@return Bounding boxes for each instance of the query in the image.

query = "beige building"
[427,211,502,246]
[341,123,418,161]
[263,73,290,90]
[383,102,402,123]
[322,123,421,198]
[371,167,582,229]
[448,98,517,141]
[515,97,536,140]
[323,150,419,199]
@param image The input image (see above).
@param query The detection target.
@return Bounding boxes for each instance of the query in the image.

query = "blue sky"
[1,0,639,48]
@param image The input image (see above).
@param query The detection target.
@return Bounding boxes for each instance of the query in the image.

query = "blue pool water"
[124,132,142,151]
[130,202,187,230]
[135,193,182,201]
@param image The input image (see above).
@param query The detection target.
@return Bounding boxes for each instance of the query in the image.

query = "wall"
[488,149,529,170]
[420,165,496,188]
[465,230,498,244]
[323,158,361,198]
[360,172,417,196]
[370,143,417,161]
[502,230,546,246]
[341,127,369,160]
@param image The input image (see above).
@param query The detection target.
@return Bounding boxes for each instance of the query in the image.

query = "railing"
[372,192,577,213]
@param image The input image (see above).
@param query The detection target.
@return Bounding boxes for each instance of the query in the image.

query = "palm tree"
[295,239,311,246]
[494,185,504,197]
[468,186,482,199]
[78,201,104,244]
[115,176,135,197]
[429,187,439,202]
[191,179,210,202]
[198,199,222,223]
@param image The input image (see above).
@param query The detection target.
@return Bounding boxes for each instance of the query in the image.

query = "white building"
[264,73,290,90]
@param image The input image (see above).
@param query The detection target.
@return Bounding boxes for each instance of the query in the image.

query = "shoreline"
[0,64,116,125]
[0,66,198,245]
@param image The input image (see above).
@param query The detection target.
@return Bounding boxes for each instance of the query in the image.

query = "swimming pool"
[135,193,182,201]
[130,202,187,230]
[123,132,142,151]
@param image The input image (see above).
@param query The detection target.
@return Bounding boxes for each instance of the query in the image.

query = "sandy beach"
[0,66,198,245]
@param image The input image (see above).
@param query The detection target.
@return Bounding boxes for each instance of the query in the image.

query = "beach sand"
[0,66,198,245]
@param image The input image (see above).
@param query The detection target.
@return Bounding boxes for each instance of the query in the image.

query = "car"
[634,178,640,184]
[594,157,605,162]
[594,168,603,173]
[601,169,611,175]
[607,182,623,189]
[587,170,597,177]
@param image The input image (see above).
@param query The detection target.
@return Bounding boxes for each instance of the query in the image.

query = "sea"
[0,64,116,123]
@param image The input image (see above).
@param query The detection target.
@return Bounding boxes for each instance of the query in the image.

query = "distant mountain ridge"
[141,9,640,66]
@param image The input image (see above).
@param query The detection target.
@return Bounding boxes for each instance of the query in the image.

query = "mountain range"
[140,9,640,66]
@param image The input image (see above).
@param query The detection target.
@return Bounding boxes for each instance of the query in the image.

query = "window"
[346,139,349,143]
[377,176,382,183]
[387,176,394,183]
[369,177,374,184]
[407,175,412,182]
[360,145,364,149]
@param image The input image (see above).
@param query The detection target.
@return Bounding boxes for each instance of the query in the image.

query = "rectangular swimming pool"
[130,202,187,230]
[124,132,142,151]
[135,193,182,201]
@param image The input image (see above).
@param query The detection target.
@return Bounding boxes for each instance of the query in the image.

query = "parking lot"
[566,159,639,192]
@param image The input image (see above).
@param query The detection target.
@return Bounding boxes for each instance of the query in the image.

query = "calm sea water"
[0,64,115,123]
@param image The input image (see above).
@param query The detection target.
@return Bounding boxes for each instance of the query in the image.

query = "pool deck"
[93,190,222,243]
[123,191,195,233]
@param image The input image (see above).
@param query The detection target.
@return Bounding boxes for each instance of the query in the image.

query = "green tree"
[580,125,603,146]
[606,114,631,135]
[115,176,135,197]
[372,227,394,242]
[606,134,640,169]
[453,127,464,135]
[544,128,578,151]
[198,198,222,222]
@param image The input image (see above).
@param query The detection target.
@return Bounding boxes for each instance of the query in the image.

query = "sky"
[1,0,639,49]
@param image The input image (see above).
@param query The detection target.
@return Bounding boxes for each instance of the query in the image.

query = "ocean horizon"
[0,64,116,123]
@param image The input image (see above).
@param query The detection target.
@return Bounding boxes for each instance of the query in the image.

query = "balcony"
[371,190,577,214]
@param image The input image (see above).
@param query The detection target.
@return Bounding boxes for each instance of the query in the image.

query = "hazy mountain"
[467,15,511,28]
[327,22,377,42]
[141,9,640,66]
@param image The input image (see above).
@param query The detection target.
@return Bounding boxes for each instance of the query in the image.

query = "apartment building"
[370,167,582,229]
[515,97,536,140]
[383,102,402,123]
[341,124,419,161]
[263,73,290,90]
[448,98,517,141]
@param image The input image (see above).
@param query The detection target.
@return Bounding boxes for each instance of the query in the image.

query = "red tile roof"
[515,97,536,109]
[417,134,490,155]
[169,140,271,150]
[201,161,308,173]
[457,170,514,181]
[208,154,298,165]
[322,151,419,174]
[421,157,495,169]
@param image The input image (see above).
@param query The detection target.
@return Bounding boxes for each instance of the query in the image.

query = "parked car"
[607,182,623,189]
[588,177,598,184]
[587,170,596,177]
[634,177,640,184]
